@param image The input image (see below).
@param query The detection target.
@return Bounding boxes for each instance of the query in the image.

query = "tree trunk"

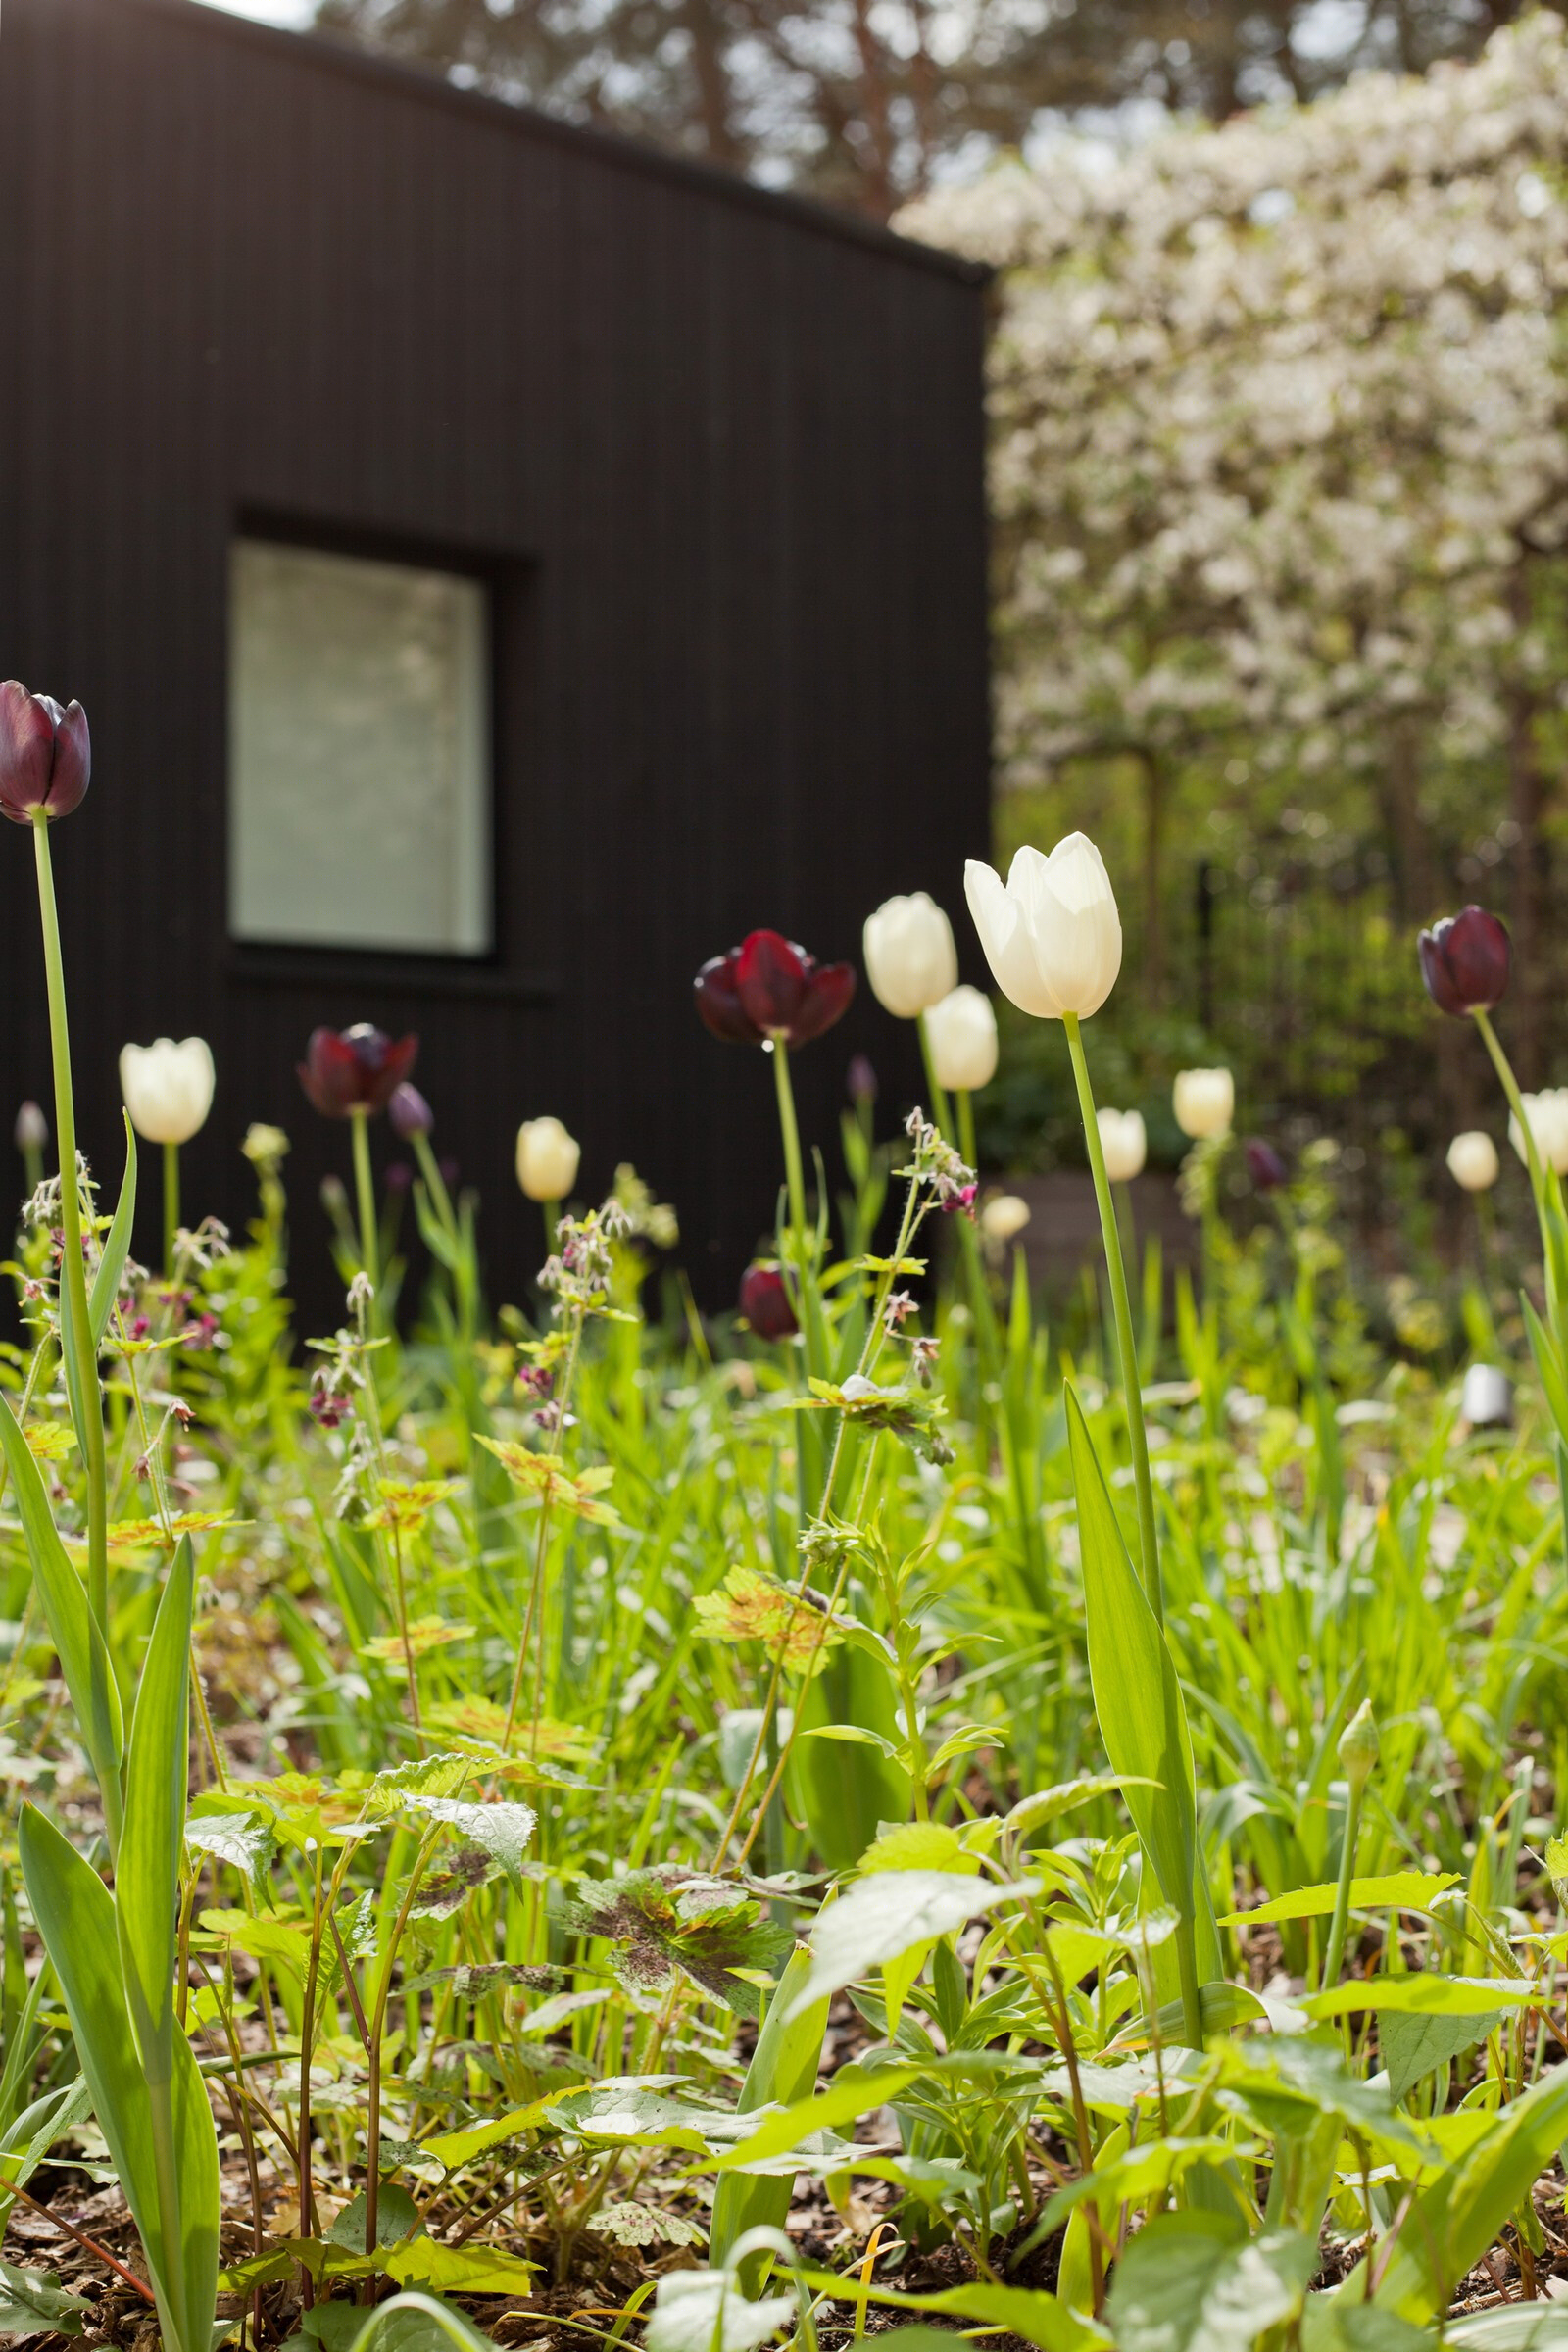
[1139,748,1167,1007]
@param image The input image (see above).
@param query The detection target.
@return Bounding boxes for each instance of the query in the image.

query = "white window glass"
[229,538,491,955]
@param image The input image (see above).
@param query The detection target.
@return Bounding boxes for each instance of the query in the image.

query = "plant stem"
[772,1042,807,1243]
[163,1141,179,1280]
[917,1015,955,1143]
[1473,1008,1568,1549]
[1322,1780,1365,2001]
[31,814,114,1796]
[1063,1011,1163,1623]
[350,1107,379,1294]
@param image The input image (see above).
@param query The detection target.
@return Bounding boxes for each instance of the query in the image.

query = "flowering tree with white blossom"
[904,18,1568,1072]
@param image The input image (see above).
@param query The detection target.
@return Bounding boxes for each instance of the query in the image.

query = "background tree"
[902,16,1568,1175]
[314,0,1562,218]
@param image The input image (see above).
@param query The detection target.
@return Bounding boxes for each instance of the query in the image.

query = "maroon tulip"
[389,1080,433,1140]
[1245,1138,1287,1192]
[1418,906,1511,1018]
[695,930,856,1050]
[739,1261,798,1340]
[0,685,90,825]
[297,1024,419,1117]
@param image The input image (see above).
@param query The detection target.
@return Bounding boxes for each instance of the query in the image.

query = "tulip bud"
[925,986,999,1092]
[847,1054,878,1105]
[298,1024,418,1118]
[964,835,1121,1021]
[1338,1699,1379,1794]
[1418,906,1510,1018]
[862,893,958,1020]
[979,1193,1031,1245]
[119,1037,216,1147]
[0,684,90,825]
[389,1082,434,1141]
[738,1261,798,1339]
[1446,1131,1499,1193]
[1245,1138,1287,1192]
[242,1122,290,1168]
[1510,1089,1568,1177]
[385,1160,414,1195]
[516,1116,580,1203]
[13,1102,47,1153]
[1173,1067,1234,1141]
[1097,1107,1147,1184]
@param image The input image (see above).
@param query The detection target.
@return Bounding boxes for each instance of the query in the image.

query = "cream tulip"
[516,1115,580,1203]
[980,1193,1031,1245]
[1446,1130,1499,1193]
[863,892,958,1020]
[1173,1066,1234,1141]
[925,986,998,1092]
[1098,1107,1147,1183]
[119,1036,215,1147]
[964,834,1121,1021]
[1509,1088,1568,1176]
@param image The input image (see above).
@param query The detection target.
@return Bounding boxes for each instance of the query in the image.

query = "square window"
[228,537,492,956]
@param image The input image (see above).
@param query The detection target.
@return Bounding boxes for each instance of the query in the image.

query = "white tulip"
[980,1193,1031,1245]
[1446,1130,1499,1193]
[863,892,959,1020]
[1509,1088,1568,1176]
[964,834,1121,1021]
[1098,1107,1147,1183]
[925,986,998,1092]
[119,1037,215,1147]
[515,1115,580,1202]
[1173,1066,1234,1141]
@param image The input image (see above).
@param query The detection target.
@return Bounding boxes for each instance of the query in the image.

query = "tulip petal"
[789,961,856,1047]
[965,859,1061,1019]
[0,683,55,823]
[1032,835,1121,1018]
[48,703,91,817]
[736,932,809,1036]
[695,955,762,1044]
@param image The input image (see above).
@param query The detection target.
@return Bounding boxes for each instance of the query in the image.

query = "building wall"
[0,0,991,1321]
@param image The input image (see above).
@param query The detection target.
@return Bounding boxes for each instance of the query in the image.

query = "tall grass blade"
[0,1395,122,1824]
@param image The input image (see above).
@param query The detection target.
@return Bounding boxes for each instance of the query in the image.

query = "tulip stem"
[1064,1011,1163,1625]
[350,1108,379,1295]
[917,1015,955,1145]
[1474,1010,1544,1203]
[771,1042,808,1244]
[31,811,115,1834]
[163,1142,179,1281]
[956,1088,977,1174]
[1473,1007,1568,1559]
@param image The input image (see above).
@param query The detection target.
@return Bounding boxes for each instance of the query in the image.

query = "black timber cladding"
[0,0,991,1320]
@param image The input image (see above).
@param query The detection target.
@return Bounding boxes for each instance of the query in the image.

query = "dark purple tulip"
[389,1080,433,1140]
[0,685,90,825]
[739,1261,798,1340]
[847,1054,878,1104]
[1245,1138,1287,1192]
[1418,906,1511,1018]
[384,1160,414,1194]
[695,930,856,1051]
[297,1024,418,1117]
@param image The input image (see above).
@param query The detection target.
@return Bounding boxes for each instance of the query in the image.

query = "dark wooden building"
[0,0,990,1320]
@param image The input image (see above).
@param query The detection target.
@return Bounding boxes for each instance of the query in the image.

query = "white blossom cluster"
[900,19,1568,795]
